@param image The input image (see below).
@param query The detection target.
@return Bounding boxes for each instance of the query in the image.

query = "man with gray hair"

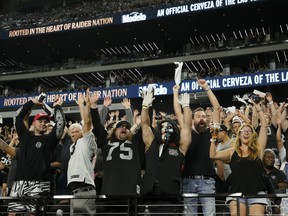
[67,89,97,215]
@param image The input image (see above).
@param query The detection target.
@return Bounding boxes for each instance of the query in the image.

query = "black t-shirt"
[267,168,288,190]
[15,132,58,181]
[183,129,216,177]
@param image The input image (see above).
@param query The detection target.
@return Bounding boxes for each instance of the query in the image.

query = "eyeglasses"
[264,155,275,160]
[240,130,253,134]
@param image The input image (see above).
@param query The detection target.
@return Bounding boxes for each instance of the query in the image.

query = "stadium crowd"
[0,0,288,214]
[0,76,287,215]
[0,0,193,30]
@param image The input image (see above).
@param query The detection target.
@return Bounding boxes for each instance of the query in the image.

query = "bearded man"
[182,79,221,216]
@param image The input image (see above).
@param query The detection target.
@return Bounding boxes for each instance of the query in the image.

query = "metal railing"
[0,193,287,215]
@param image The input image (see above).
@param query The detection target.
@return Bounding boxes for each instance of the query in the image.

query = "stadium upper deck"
[0,0,287,111]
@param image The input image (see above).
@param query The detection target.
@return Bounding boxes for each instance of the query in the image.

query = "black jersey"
[101,139,141,196]
[91,108,141,196]
[0,150,11,174]
[256,125,277,149]
[142,139,184,195]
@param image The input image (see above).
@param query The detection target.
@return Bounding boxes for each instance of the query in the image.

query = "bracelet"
[205,87,211,92]
[210,138,216,142]
[256,109,262,112]
[142,105,148,110]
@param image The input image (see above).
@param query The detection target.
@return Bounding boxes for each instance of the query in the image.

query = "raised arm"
[244,104,252,122]
[99,96,112,124]
[177,93,192,154]
[141,86,155,152]
[76,89,92,134]
[15,99,37,139]
[130,114,141,134]
[173,84,184,128]
[281,102,288,132]
[51,95,66,140]
[122,98,133,124]
[275,108,286,163]
[9,132,19,148]
[198,79,221,123]
[223,111,237,131]
[90,91,107,148]
[266,92,277,128]
[0,138,16,158]
[251,104,260,129]
[237,109,251,125]
[254,101,267,158]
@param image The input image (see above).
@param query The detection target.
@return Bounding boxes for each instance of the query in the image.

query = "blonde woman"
[210,100,268,216]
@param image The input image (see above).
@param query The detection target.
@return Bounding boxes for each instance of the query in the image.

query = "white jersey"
[67,130,97,186]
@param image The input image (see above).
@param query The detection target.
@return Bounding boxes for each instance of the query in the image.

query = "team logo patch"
[35,142,42,148]
[169,148,178,156]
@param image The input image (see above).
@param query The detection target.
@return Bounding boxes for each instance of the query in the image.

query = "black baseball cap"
[220,125,228,132]
[115,120,131,130]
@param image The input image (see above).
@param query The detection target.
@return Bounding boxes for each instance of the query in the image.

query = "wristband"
[210,138,216,142]
[142,105,148,110]
[268,101,273,105]
[256,109,262,112]
[205,87,211,92]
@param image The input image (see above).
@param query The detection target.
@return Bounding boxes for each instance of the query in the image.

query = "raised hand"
[173,84,180,93]
[197,79,209,90]
[76,93,84,106]
[103,96,112,107]
[265,92,273,103]
[142,86,155,107]
[109,111,115,119]
[90,91,100,105]
[121,98,131,108]
[53,95,63,107]
[177,93,190,108]
[84,88,91,107]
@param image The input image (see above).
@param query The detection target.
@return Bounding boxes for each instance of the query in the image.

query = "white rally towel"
[174,62,183,85]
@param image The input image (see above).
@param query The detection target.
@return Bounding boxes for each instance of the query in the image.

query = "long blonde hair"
[234,124,259,160]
